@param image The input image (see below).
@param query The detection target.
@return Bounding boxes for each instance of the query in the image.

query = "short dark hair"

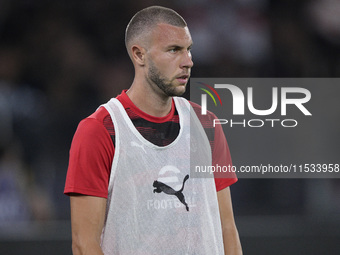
[125,6,187,51]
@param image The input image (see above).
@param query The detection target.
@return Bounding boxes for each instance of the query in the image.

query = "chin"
[173,85,187,96]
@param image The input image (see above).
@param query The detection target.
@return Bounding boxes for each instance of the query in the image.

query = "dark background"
[0,0,340,254]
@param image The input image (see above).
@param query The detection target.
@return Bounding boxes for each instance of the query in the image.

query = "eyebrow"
[167,43,193,50]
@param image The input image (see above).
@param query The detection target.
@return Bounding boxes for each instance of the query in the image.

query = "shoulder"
[75,106,113,139]
[87,106,111,124]
[188,100,217,129]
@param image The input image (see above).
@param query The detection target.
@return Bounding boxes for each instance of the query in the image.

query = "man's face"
[145,23,193,97]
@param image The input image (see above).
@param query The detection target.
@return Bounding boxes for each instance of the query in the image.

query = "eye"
[169,48,178,53]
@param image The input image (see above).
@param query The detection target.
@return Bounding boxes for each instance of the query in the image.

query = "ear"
[131,45,146,66]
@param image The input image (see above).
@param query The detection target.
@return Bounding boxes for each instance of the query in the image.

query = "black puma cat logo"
[153,174,190,211]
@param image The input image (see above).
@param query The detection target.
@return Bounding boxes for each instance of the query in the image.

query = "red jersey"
[64,90,237,198]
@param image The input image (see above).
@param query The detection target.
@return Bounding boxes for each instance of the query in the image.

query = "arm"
[70,195,107,255]
[217,187,242,255]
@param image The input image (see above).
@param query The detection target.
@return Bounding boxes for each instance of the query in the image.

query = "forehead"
[149,23,192,48]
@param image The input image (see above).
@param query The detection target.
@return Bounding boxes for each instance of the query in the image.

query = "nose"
[180,50,194,69]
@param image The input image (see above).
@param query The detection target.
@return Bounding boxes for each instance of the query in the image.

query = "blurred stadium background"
[0,0,340,254]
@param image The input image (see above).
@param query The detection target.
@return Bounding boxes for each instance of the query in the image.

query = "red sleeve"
[64,117,114,198]
[212,121,238,192]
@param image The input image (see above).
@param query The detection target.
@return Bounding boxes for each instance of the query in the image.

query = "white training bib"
[101,97,224,255]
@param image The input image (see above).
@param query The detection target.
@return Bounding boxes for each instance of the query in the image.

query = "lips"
[176,74,189,84]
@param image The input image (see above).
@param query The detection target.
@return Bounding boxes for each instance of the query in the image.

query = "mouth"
[176,74,190,85]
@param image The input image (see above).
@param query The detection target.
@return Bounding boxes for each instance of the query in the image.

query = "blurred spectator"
[0,44,53,224]
[0,141,31,224]
[306,0,340,76]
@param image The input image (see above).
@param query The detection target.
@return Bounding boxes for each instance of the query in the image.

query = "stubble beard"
[147,60,186,97]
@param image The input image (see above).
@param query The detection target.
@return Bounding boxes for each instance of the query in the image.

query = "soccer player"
[64,6,242,255]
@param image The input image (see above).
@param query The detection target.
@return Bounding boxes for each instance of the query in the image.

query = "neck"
[126,79,172,117]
